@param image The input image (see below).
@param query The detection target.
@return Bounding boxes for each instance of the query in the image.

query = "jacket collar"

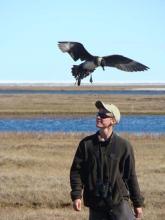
[93,131,117,146]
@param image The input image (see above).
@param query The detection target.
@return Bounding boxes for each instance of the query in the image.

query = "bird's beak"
[100,59,105,71]
[101,65,105,71]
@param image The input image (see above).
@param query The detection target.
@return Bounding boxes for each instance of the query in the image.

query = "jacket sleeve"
[123,142,144,208]
[70,140,85,201]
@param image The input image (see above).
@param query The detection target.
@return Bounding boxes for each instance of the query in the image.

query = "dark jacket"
[70,132,144,210]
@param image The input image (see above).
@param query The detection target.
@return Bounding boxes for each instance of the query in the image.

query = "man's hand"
[73,199,82,211]
[134,207,143,219]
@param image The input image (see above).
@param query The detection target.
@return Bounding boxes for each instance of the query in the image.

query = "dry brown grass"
[0,93,164,117]
[0,84,165,117]
[0,132,164,219]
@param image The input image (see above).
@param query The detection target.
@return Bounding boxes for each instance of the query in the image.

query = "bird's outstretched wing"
[58,41,93,61]
[103,55,149,72]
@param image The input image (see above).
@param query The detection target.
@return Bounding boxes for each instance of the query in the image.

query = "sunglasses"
[96,112,112,119]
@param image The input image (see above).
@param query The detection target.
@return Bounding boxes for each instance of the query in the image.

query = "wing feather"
[103,55,149,72]
[58,41,93,61]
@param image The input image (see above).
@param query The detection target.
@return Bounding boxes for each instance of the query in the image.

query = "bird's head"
[94,57,105,70]
[96,57,104,70]
[99,58,105,70]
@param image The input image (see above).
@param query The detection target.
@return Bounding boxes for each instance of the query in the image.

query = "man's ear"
[111,117,117,125]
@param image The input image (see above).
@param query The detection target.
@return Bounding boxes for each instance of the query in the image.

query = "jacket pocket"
[116,174,129,198]
[107,153,119,186]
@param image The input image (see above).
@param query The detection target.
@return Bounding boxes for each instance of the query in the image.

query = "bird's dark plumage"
[58,41,149,86]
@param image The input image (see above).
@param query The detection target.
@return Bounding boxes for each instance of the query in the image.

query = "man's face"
[96,108,116,128]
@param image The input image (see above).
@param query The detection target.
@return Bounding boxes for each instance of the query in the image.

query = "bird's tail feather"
[71,65,79,78]
[71,65,93,86]
[71,65,93,78]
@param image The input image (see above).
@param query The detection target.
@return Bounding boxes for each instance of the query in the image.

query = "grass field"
[0,85,165,117]
[0,85,164,219]
[0,132,164,220]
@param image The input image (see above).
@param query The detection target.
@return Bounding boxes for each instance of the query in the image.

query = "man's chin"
[96,123,103,128]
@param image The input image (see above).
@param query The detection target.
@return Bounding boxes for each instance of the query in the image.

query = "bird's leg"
[90,74,93,84]
[77,78,81,86]
[74,74,81,86]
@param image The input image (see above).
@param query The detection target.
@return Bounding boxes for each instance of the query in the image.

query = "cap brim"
[95,100,120,123]
[95,100,105,109]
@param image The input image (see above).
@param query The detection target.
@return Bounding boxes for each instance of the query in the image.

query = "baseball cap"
[95,100,121,123]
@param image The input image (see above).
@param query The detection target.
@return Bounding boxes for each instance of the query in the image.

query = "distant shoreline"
[0,82,164,91]
[0,87,164,116]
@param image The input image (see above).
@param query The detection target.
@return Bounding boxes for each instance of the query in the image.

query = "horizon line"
[0,81,165,85]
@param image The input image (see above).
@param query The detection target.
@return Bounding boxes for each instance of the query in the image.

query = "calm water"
[0,115,164,134]
[0,89,165,95]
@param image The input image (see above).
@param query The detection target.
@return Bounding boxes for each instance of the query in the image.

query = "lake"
[0,115,164,134]
[0,89,165,95]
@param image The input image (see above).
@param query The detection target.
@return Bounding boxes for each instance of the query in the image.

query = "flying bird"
[58,41,149,86]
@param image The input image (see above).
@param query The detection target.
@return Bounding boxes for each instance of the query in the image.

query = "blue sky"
[0,0,164,84]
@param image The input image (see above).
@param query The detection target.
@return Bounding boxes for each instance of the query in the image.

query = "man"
[70,100,144,220]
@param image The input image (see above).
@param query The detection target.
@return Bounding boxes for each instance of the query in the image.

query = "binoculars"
[95,180,112,199]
